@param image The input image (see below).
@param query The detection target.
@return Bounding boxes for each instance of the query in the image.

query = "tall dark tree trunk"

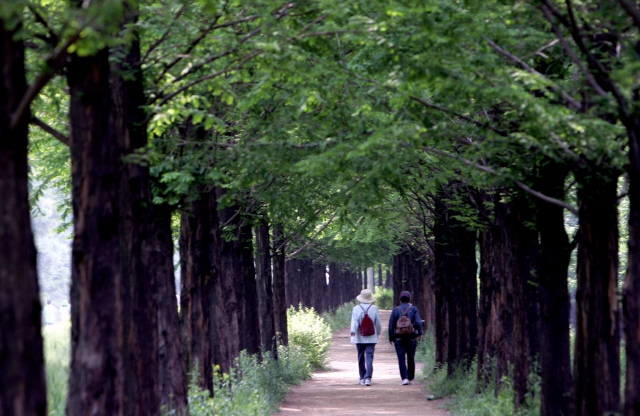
[66,46,125,415]
[329,263,339,309]
[239,220,261,355]
[477,227,498,386]
[153,204,187,414]
[212,189,241,374]
[66,14,162,413]
[422,259,436,332]
[433,192,477,375]
[536,163,572,416]
[378,264,383,287]
[510,196,540,408]
[491,199,515,391]
[313,262,327,312]
[255,219,276,354]
[272,226,288,345]
[179,195,213,394]
[573,169,620,416]
[623,118,640,416]
[385,269,391,289]
[111,31,159,414]
[0,18,47,416]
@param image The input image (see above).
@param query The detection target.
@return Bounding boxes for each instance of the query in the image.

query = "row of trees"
[3,0,640,415]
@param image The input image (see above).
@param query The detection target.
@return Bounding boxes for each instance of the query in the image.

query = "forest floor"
[273,310,450,415]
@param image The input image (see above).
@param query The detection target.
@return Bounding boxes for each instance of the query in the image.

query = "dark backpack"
[359,305,375,336]
[395,306,415,336]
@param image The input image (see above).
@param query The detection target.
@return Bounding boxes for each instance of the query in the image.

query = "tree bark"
[179,194,213,394]
[255,219,276,354]
[212,189,241,374]
[623,115,640,416]
[66,45,126,415]
[536,163,572,416]
[154,204,187,414]
[111,32,159,414]
[273,226,288,345]
[573,169,620,416]
[0,18,47,416]
[239,219,261,356]
[477,227,498,386]
[433,192,477,375]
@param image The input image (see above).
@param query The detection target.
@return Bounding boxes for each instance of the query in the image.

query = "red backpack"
[359,305,375,336]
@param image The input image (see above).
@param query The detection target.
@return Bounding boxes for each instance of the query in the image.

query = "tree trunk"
[154,204,187,415]
[66,45,125,415]
[255,219,276,354]
[477,227,498,386]
[179,195,213,394]
[273,226,288,345]
[378,264,383,287]
[536,163,572,416]
[0,18,47,416]
[239,220,261,356]
[573,169,620,416]
[623,118,640,416]
[433,192,477,374]
[212,189,242,374]
[510,196,540,408]
[111,32,159,414]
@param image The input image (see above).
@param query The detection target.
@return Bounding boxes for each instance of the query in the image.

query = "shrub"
[374,287,394,310]
[287,305,332,369]
[188,346,310,416]
[418,335,540,416]
[321,301,355,332]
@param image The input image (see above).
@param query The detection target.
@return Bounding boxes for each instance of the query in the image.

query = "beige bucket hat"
[356,289,375,304]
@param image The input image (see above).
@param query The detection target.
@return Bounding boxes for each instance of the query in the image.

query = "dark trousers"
[393,338,417,380]
[356,343,376,379]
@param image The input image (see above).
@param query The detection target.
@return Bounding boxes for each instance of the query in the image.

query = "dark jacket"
[388,303,423,341]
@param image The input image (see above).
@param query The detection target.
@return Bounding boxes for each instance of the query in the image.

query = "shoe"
[364,378,372,386]
[408,380,414,385]
[358,378,365,385]
[401,379,410,385]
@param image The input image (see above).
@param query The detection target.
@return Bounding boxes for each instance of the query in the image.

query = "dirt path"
[274,310,450,415]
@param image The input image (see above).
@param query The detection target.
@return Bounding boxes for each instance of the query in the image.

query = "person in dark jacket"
[388,290,423,385]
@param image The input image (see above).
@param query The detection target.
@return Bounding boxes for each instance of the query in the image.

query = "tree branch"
[423,146,579,215]
[287,211,337,259]
[617,0,640,32]
[410,95,508,136]
[30,117,69,146]
[486,37,583,110]
[540,5,609,97]
[10,31,82,130]
[142,6,185,64]
[154,50,263,107]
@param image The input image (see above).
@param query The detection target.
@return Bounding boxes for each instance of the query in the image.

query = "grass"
[43,302,354,415]
[416,331,541,416]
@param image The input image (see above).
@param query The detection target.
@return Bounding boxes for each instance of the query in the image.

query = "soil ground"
[273,310,450,415]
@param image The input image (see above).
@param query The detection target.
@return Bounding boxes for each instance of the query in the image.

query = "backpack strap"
[360,304,371,314]
[399,305,413,317]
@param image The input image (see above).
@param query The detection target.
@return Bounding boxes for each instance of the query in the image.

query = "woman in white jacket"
[350,289,382,386]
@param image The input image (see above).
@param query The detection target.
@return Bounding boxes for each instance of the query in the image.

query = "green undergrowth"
[417,332,541,416]
[373,287,394,310]
[186,346,310,416]
[288,301,354,369]
[44,302,354,416]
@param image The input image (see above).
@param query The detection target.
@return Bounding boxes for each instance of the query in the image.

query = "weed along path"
[274,310,449,415]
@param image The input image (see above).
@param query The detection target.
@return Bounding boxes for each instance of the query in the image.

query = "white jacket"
[350,303,382,344]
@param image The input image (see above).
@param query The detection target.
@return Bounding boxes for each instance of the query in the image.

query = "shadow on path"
[273,310,450,415]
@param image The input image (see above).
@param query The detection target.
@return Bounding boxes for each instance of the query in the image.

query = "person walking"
[350,289,382,386]
[388,290,423,385]
[42,300,58,326]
